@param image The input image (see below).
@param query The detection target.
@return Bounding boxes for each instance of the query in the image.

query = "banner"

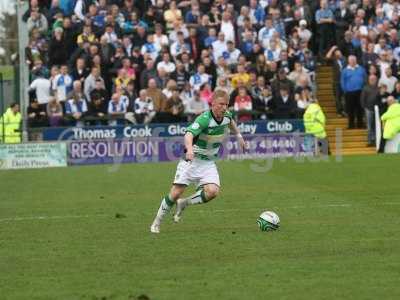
[67,134,315,166]
[43,120,305,141]
[0,143,67,170]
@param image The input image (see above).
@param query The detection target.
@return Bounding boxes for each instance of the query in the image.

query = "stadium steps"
[316,66,376,156]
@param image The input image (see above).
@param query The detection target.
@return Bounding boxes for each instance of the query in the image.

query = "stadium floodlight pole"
[16,0,29,142]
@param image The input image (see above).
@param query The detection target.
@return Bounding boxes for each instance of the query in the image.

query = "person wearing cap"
[303,98,329,155]
[298,20,312,43]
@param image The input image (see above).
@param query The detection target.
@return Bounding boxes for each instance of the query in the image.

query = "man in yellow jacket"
[0,103,22,143]
[303,99,329,154]
[382,96,400,140]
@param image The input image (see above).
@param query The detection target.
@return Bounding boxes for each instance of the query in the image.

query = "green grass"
[0,155,400,300]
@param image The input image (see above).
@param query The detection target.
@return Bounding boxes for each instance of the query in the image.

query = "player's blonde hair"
[212,89,229,102]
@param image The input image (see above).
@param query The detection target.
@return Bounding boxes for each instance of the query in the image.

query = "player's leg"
[150,159,193,233]
[150,184,186,233]
[174,161,220,222]
[173,184,220,222]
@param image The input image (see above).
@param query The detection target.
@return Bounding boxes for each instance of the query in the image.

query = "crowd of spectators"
[24,0,400,144]
[24,0,320,130]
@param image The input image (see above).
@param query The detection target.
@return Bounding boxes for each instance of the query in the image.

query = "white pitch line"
[207,202,399,213]
[0,214,108,223]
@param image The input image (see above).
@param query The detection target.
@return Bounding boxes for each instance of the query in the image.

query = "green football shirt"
[186,110,233,160]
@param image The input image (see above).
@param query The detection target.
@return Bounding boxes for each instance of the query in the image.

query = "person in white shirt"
[29,73,51,107]
[134,89,156,124]
[379,67,398,94]
[74,0,86,21]
[212,32,228,62]
[220,11,235,42]
[52,65,73,103]
[153,23,169,49]
[298,20,312,43]
[101,24,119,46]
[157,52,176,74]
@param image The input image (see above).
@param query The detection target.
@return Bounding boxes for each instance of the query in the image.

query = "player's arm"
[184,131,194,161]
[229,119,246,151]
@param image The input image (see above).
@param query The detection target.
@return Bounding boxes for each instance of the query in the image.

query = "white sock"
[153,195,175,224]
[185,189,207,205]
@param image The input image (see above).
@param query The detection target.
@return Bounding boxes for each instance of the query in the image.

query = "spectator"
[190,64,211,91]
[134,89,156,124]
[315,0,334,58]
[65,92,88,126]
[340,55,367,129]
[46,96,63,127]
[147,78,167,122]
[251,76,273,119]
[48,27,68,67]
[108,93,127,126]
[379,67,398,94]
[165,89,185,123]
[29,71,51,110]
[88,94,107,125]
[186,90,209,122]
[295,87,313,117]
[27,8,48,35]
[199,83,213,106]
[270,85,297,119]
[27,99,47,129]
[84,67,105,103]
[234,87,253,121]
[361,75,380,146]
[231,64,251,89]
[157,52,176,74]
[52,65,73,104]
[271,68,295,98]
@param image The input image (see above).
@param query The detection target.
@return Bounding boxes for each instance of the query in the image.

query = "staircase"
[316,66,376,155]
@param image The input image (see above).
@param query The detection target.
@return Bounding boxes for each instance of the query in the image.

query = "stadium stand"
[14,0,400,154]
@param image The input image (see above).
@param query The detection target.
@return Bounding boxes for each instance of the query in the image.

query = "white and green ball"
[257,211,280,231]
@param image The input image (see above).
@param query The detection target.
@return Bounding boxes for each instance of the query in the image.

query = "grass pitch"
[0,155,400,300]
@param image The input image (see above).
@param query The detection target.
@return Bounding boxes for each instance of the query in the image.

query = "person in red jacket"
[234,87,253,121]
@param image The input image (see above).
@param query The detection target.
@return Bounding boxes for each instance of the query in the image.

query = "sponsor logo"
[266,121,293,132]
[123,126,153,137]
[237,123,257,134]
[168,124,187,135]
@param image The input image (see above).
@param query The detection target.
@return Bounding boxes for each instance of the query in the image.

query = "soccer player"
[150,90,246,233]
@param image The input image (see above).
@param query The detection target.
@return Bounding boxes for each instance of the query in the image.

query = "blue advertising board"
[43,120,304,141]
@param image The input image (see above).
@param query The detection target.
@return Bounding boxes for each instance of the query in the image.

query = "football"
[257,211,280,231]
